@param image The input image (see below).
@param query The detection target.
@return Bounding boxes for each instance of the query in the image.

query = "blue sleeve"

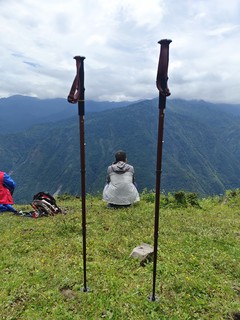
[3,173,16,194]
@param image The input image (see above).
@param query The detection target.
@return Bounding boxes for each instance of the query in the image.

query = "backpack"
[31,192,62,217]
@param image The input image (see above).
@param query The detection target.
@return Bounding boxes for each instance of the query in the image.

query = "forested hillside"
[0,97,240,203]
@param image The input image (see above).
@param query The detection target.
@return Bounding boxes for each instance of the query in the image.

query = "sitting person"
[103,150,140,208]
[0,171,17,213]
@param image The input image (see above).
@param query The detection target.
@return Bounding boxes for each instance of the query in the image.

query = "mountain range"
[0,95,240,204]
[0,95,131,134]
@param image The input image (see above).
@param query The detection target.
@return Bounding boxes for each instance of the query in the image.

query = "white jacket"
[103,161,140,205]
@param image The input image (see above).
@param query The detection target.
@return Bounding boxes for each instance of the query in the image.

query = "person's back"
[103,151,140,208]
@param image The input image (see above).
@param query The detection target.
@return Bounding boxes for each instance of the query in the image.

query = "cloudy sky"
[1,0,240,104]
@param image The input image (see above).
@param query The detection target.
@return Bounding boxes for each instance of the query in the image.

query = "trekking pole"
[149,39,172,302]
[68,56,89,292]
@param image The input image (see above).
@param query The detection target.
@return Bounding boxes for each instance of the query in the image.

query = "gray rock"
[130,243,154,266]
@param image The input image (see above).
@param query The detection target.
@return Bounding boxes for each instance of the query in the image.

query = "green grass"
[0,191,240,319]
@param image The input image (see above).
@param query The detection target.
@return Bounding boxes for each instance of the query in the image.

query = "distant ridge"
[0,95,132,133]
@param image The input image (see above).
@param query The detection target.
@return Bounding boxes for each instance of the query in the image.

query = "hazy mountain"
[0,97,240,204]
[0,95,132,133]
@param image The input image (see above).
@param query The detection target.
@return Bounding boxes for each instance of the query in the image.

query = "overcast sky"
[1,0,240,104]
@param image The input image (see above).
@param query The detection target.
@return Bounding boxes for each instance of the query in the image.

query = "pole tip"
[158,39,172,45]
[148,294,159,302]
[74,56,86,61]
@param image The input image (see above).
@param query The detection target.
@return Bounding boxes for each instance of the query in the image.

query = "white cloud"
[0,0,240,104]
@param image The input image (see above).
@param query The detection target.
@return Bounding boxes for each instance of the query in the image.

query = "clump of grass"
[141,189,201,208]
[0,190,239,319]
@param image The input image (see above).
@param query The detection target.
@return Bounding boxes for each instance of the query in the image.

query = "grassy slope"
[0,192,240,320]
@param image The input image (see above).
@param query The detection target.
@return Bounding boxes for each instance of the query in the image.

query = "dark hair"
[115,150,126,162]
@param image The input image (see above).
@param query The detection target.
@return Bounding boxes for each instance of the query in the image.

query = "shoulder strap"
[0,172,4,184]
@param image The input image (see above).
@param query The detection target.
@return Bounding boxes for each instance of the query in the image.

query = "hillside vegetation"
[0,190,240,319]
[1,98,240,204]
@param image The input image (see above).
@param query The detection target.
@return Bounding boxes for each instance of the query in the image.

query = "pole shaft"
[79,112,87,291]
[151,95,166,300]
